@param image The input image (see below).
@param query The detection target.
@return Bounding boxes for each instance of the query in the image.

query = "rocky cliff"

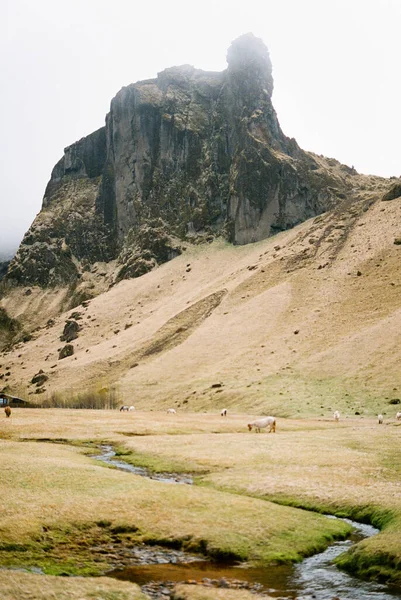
[0,262,10,282]
[7,33,352,289]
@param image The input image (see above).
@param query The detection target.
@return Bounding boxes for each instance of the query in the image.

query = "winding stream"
[94,445,193,484]
[94,446,401,599]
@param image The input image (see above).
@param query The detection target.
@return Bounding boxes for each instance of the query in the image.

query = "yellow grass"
[172,584,270,599]
[0,571,146,600]
[0,408,400,592]
[0,437,348,566]
[2,185,401,418]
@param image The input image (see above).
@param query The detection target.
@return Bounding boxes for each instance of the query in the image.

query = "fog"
[1,0,400,255]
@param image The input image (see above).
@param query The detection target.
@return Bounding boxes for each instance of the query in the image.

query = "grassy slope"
[1,175,401,418]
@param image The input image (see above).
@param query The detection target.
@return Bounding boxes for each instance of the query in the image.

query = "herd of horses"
[4,405,401,426]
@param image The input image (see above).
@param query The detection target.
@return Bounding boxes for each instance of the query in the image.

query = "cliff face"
[7,33,349,288]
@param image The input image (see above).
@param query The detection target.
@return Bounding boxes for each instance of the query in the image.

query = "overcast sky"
[1,0,400,256]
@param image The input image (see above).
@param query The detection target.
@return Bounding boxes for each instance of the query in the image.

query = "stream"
[94,446,401,599]
[94,444,193,484]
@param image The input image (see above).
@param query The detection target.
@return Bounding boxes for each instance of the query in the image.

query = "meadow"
[0,408,400,599]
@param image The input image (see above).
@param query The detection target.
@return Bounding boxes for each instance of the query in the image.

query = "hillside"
[1,171,401,417]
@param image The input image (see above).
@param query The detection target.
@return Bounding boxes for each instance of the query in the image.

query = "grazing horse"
[248,416,276,433]
[119,406,129,412]
[4,406,11,417]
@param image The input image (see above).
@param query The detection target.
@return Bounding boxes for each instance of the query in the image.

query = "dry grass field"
[172,585,261,600]
[0,408,400,599]
[0,571,146,600]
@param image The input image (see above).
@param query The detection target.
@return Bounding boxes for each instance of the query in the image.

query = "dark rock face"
[60,320,81,343]
[382,182,401,201]
[59,344,74,360]
[0,307,33,351]
[7,33,346,288]
[0,261,10,282]
[31,371,48,386]
[116,219,182,281]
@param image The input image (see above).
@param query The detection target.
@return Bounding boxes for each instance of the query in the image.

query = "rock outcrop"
[7,33,351,288]
[382,181,401,201]
[0,307,20,350]
[0,261,10,282]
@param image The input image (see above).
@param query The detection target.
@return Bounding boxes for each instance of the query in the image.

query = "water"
[93,445,193,484]
[94,446,401,599]
[287,519,400,599]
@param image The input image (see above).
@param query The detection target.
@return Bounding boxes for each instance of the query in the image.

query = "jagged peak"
[226,33,273,95]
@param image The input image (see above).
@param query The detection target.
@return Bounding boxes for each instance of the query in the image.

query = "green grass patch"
[0,439,352,573]
[0,522,143,576]
[113,444,204,474]
[335,544,401,586]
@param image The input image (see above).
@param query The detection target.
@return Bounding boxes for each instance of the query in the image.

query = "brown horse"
[4,406,11,417]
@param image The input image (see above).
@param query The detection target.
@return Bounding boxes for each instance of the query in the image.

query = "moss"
[111,445,196,474]
[0,522,143,576]
[335,546,401,585]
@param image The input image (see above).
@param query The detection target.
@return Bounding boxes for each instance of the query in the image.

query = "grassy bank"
[0,571,146,600]
[0,437,349,575]
[172,585,265,600]
[0,409,400,593]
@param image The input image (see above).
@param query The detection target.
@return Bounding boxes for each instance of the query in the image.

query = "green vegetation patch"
[0,439,351,574]
[0,522,142,576]
[4,411,401,588]
[335,530,401,586]
[113,444,205,474]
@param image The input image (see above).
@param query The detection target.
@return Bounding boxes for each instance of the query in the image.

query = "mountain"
[1,34,400,415]
[7,33,352,293]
